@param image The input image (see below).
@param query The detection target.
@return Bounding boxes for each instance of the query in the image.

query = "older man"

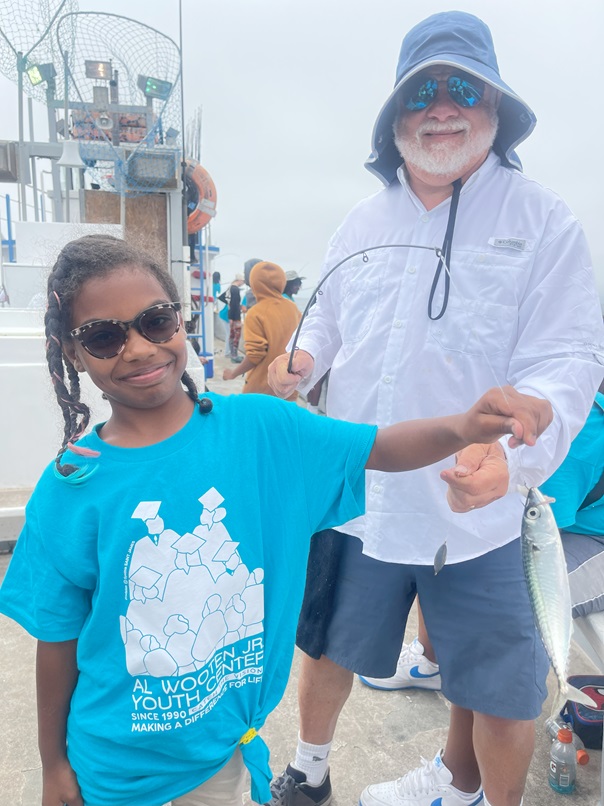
[267,11,604,806]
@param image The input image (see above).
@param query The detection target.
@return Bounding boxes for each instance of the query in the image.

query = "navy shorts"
[296,530,549,720]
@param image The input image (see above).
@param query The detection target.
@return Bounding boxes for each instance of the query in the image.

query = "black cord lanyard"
[427,178,462,321]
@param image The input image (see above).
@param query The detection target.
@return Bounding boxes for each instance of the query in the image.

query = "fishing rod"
[287,244,446,373]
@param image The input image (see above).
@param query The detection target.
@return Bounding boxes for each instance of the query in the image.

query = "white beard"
[393,110,498,177]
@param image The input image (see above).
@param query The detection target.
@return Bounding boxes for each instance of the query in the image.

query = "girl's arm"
[37,639,84,806]
[366,385,552,471]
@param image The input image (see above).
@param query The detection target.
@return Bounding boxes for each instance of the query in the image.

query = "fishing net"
[55,11,182,194]
[0,0,77,104]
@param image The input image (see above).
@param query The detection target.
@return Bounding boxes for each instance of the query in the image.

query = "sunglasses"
[403,73,485,111]
[70,302,182,359]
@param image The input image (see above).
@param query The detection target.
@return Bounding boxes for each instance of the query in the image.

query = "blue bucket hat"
[365,11,536,185]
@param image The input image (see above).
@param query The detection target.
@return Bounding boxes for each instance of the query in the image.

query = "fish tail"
[566,682,599,709]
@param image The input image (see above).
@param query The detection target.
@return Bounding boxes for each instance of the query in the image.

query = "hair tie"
[67,441,101,458]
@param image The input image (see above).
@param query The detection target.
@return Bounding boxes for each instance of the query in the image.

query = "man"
[283,270,305,302]
[219,273,246,363]
[267,11,604,806]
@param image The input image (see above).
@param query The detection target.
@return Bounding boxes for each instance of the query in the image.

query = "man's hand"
[268,350,314,398]
[223,367,237,381]
[42,758,83,806]
[441,442,509,512]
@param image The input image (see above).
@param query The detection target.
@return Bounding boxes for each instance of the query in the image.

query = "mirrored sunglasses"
[70,302,182,359]
[403,73,485,111]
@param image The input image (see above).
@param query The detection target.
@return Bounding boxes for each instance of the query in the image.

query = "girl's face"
[65,265,189,414]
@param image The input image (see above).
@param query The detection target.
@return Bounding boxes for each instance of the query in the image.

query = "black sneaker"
[267,765,332,806]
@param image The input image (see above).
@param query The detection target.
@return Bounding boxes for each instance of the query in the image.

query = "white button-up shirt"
[295,152,604,564]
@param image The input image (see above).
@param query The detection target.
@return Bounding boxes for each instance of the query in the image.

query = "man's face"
[393,66,499,180]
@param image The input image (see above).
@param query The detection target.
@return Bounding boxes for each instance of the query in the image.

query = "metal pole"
[17,52,27,221]
[63,50,70,224]
[5,194,14,262]
[200,229,207,354]
[28,97,39,221]
[178,0,187,247]
[46,82,63,222]
[111,68,120,147]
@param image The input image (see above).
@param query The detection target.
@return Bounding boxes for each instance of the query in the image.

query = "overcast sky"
[1,0,603,296]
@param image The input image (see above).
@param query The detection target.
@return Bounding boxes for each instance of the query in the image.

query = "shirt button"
[393,319,402,328]
[408,266,416,274]
[383,376,392,383]
[372,484,382,494]
[421,214,429,223]
[478,253,486,263]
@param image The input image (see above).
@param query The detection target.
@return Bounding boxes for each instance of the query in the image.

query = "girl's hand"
[461,385,553,447]
[42,758,83,806]
[268,350,314,398]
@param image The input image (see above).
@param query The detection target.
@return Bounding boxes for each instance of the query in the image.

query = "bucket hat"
[365,11,536,185]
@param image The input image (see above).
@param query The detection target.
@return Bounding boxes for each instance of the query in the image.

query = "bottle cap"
[558,728,573,743]
[577,748,590,765]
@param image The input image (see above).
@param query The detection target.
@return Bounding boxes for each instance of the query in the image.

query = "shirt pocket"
[426,250,527,357]
[338,274,382,343]
[428,297,518,356]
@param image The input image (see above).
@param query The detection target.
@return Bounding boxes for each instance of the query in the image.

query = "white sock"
[293,735,332,785]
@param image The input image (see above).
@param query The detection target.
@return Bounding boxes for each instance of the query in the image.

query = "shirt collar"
[396,150,501,210]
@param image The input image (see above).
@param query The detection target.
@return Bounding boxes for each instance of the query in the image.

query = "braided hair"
[45,234,201,477]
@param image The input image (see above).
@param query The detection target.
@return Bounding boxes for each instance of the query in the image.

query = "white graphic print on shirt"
[120,487,264,732]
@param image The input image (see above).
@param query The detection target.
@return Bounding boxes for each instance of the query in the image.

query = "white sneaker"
[359,751,483,806]
[358,639,441,691]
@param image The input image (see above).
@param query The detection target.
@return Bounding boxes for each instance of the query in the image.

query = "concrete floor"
[0,347,602,805]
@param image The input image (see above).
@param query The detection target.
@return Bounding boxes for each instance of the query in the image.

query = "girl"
[0,235,544,806]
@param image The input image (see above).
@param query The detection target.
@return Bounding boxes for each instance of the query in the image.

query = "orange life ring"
[185,159,217,234]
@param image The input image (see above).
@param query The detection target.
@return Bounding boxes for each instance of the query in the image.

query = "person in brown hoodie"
[223,261,301,399]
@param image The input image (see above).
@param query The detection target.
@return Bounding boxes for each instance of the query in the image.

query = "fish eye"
[526,506,540,520]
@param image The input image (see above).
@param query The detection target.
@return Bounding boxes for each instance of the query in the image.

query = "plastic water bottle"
[545,716,590,766]
[549,727,577,794]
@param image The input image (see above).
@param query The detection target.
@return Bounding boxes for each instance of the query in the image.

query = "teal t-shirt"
[0,393,376,806]
[541,393,604,536]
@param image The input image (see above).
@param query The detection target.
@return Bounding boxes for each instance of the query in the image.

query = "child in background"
[0,235,548,806]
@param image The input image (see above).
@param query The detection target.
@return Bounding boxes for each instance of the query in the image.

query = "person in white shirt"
[266,11,604,806]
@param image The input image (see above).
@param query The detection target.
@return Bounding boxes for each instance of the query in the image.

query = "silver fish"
[521,487,597,717]
[433,541,447,575]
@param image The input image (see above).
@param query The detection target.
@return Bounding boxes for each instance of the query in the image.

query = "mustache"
[416,120,471,135]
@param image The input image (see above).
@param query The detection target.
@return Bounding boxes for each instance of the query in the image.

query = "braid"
[182,371,213,415]
[182,370,200,407]
[45,265,91,477]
